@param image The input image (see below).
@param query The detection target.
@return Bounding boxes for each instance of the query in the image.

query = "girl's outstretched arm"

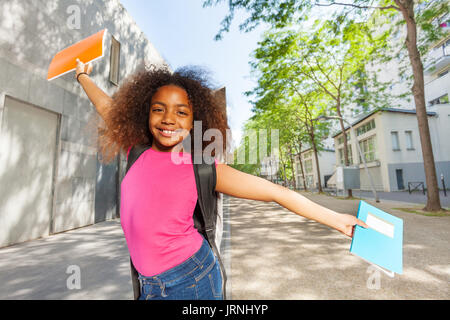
[215,163,369,238]
[76,59,113,121]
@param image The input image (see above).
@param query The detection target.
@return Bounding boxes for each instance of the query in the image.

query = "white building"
[332,106,450,192]
[424,36,449,108]
[293,147,336,190]
[364,1,449,113]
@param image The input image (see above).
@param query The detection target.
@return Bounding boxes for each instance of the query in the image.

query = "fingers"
[76,58,83,72]
[76,58,87,69]
[356,218,370,229]
[351,225,356,238]
[75,58,92,75]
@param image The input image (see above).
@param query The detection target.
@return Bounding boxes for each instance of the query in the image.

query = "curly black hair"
[96,64,230,164]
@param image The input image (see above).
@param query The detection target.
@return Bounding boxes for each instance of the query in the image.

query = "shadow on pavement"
[228,193,450,300]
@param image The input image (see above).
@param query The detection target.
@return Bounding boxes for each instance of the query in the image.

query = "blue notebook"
[350,201,403,276]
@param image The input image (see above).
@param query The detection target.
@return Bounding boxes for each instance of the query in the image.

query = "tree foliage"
[206,0,448,209]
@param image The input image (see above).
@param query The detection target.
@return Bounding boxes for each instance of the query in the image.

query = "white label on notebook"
[366,213,394,238]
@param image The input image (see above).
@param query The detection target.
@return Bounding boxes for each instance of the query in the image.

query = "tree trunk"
[312,143,323,193]
[298,142,308,191]
[288,145,297,189]
[396,0,441,211]
[309,124,323,193]
[336,102,353,198]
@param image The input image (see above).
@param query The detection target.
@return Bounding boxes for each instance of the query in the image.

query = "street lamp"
[314,115,380,203]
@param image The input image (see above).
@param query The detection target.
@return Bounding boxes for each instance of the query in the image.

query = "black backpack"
[124,144,227,300]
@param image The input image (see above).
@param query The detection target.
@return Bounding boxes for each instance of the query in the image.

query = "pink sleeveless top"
[120,147,216,277]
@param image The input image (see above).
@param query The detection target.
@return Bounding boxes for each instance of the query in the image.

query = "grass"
[393,207,450,217]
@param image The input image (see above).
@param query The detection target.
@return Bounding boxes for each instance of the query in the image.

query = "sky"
[119,0,269,148]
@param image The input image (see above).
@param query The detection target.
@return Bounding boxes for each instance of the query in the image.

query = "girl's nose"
[162,113,176,124]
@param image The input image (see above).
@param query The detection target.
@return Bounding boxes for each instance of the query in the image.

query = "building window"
[359,135,377,162]
[338,145,353,165]
[337,133,349,146]
[391,131,400,151]
[109,36,121,86]
[438,69,449,78]
[356,119,376,136]
[304,159,313,174]
[405,131,414,150]
[429,94,449,106]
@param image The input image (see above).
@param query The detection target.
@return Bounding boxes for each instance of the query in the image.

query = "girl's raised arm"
[75,58,113,121]
[215,163,369,238]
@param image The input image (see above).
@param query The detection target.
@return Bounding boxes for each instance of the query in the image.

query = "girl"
[75,59,368,300]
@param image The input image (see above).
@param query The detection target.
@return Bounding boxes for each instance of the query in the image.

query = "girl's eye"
[178,111,188,116]
[153,108,163,112]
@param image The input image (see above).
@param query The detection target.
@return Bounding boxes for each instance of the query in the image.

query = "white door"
[0,96,59,247]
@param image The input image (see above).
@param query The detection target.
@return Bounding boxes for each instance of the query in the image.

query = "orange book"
[47,29,107,81]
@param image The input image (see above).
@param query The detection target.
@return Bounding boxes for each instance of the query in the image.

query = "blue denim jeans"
[137,237,223,300]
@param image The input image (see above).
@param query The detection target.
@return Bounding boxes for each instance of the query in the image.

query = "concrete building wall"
[387,161,450,192]
[0,96,60,247]
[371,112,391,191]
[379,112,426,164]
[317,150,336,187]
[378,109,450,191]
[360,166,385,192]
[428,104,450,162]
[0,0,166,247]
[382,105,450,191]
[333,108,450,192]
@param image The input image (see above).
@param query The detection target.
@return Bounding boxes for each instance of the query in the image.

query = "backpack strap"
[193,157,228,300]
[126,144,152,173]
[125,144,152,300]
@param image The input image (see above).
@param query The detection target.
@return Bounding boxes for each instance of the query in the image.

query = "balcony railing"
[424,44,450,75]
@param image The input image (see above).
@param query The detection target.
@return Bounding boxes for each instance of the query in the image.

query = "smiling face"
[149,85,194,152]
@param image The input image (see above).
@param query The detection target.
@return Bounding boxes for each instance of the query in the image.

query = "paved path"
[0,221,133,300]
[0,192,448,300]
[0,201,232,300]
[228,192,450,300]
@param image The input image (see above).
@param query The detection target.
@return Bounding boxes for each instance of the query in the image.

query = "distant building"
[363,2,449,114]
[260,155,280,182]
[0,0,166,247]
[423,34,449,109]
[293,148,336,190]
[330,7,450,193]
[332,107,450,192]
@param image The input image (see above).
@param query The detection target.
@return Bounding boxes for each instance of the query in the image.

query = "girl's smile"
[149,85,194,152]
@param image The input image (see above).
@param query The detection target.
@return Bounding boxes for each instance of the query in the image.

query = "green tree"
[293,92,330,193]
[246,21,392,196]
[204,0,448,211]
